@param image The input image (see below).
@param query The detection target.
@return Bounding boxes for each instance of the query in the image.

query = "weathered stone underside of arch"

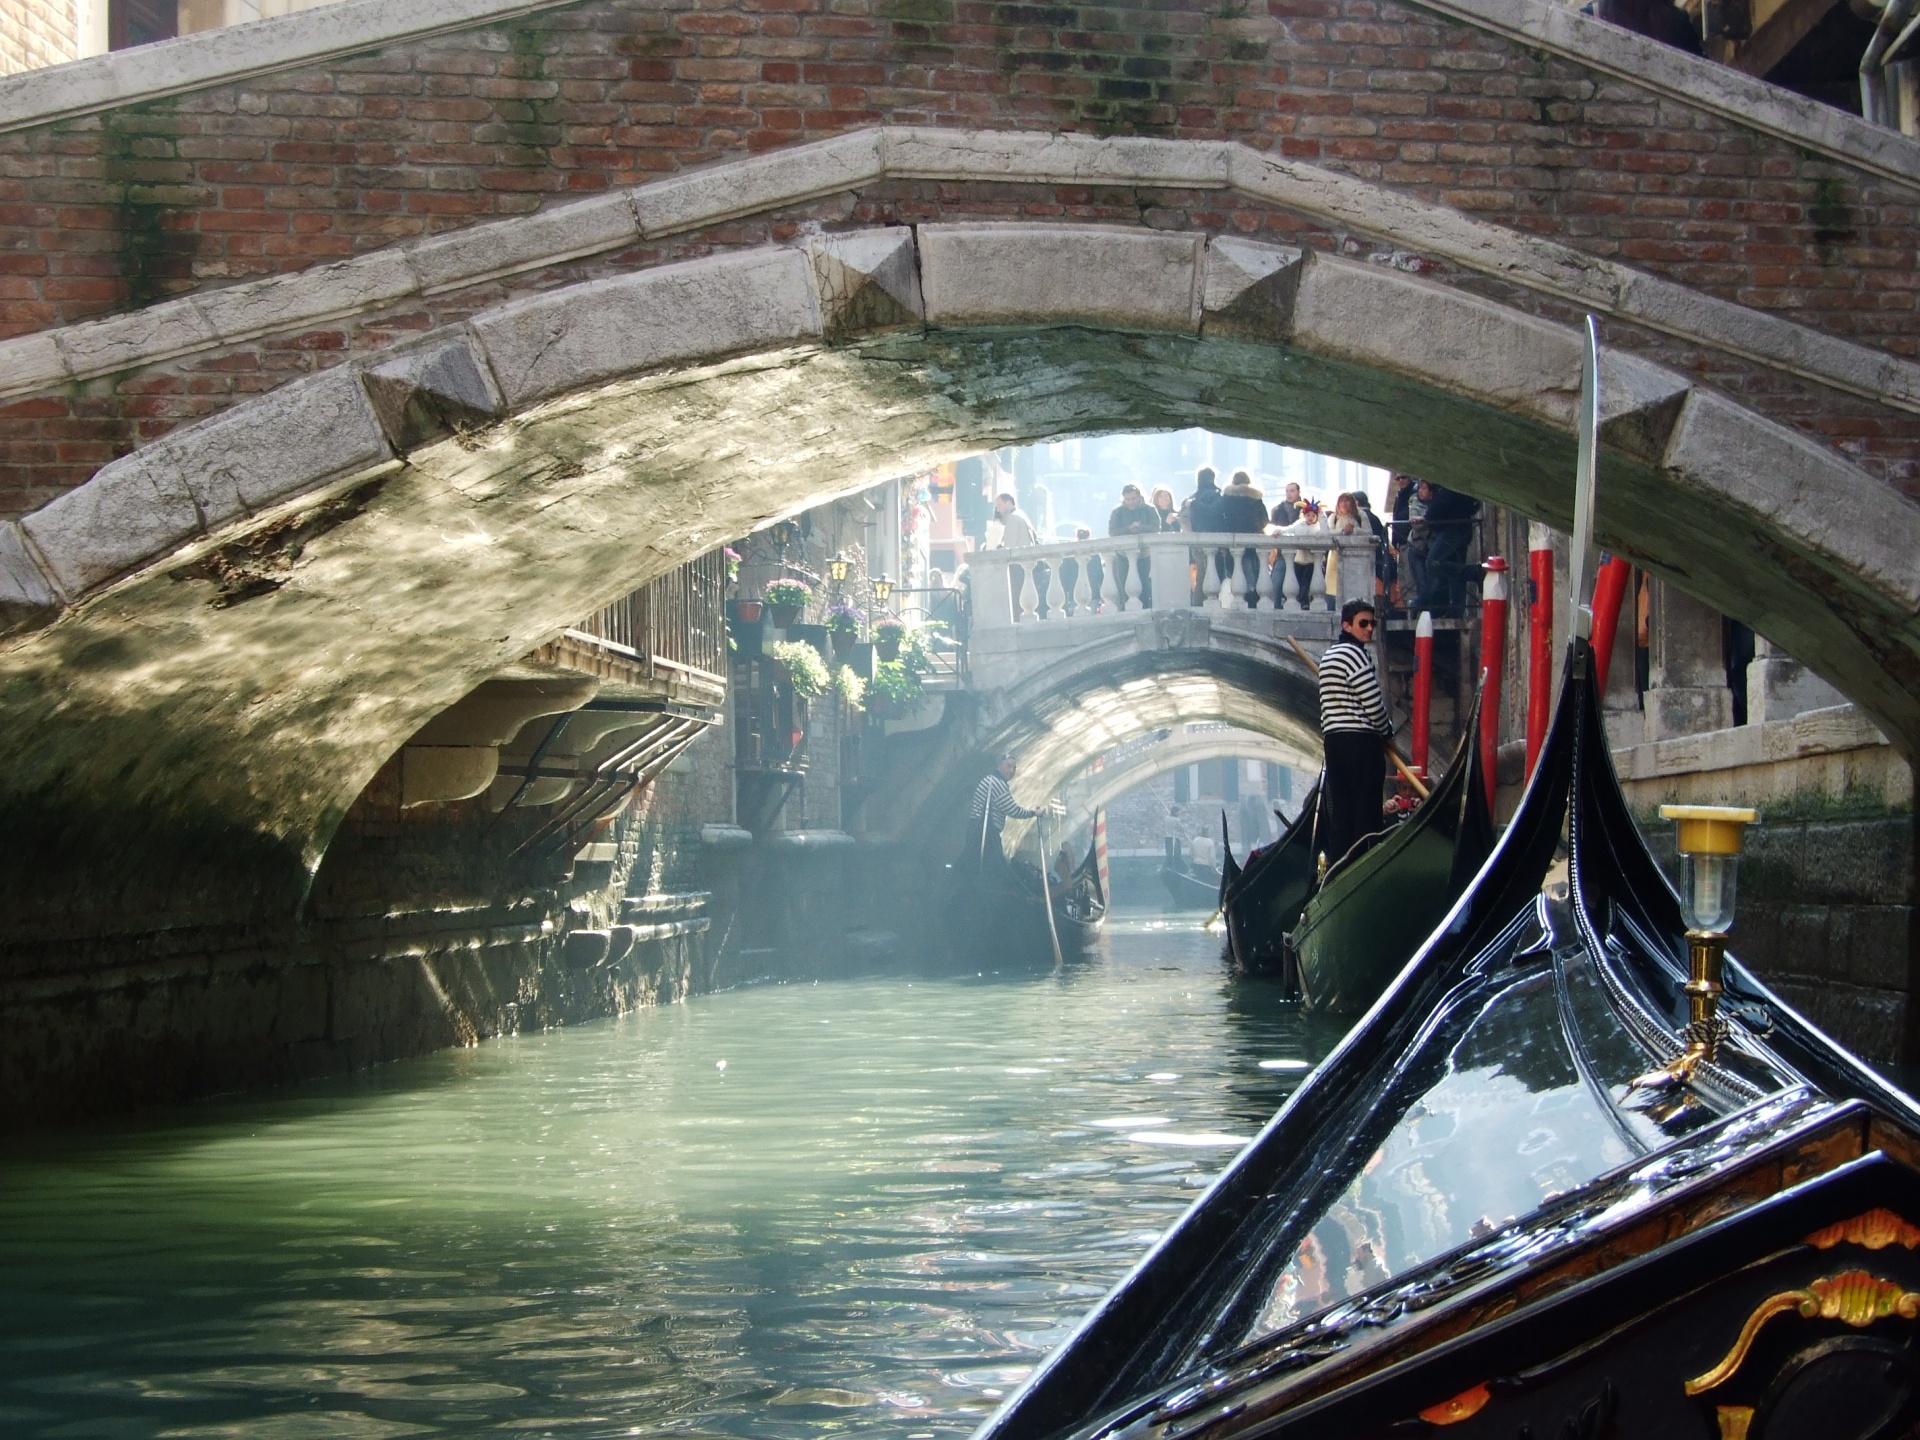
[0,224,1915,943]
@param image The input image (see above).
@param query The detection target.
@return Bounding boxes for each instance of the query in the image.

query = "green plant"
[874,616,908,637]
[831,664,866,708]
[899,620,945,675]
[869,659,923,706]
[764,578,812,609]
[770,639,829,699]
[825,602,863,634]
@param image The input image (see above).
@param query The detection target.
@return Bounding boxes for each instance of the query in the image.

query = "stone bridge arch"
[0,152,1917,940]
[1056,726,1318,844]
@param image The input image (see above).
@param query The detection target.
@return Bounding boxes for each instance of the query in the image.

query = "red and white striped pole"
[1526,522,1554,781]
[1588,554,1633,694]
[1479,556,1508,813]
[1410,610,1434,777]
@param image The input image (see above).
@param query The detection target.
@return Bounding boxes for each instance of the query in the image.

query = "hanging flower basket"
[732,598,763,623]
[874,617,908,662]
[764,578,811,629]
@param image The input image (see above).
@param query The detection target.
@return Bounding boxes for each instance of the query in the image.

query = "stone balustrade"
[967,531,1376,633]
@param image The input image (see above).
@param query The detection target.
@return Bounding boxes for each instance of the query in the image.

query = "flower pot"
[732,599,763,623]
[875,636,901,662]
[768,603,801,629]
[829,629,857,657]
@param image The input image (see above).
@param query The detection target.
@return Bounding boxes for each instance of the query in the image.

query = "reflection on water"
[0,921,1340,1440]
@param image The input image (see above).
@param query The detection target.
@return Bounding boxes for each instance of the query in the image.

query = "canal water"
[0,920,1341,1440]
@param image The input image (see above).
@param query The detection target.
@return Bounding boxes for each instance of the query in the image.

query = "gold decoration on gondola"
[1715,1405,1755,1439]
[1686,1269,1920,1395]
[1417,1383,1491,1424]
[1805,1208,1920,1252]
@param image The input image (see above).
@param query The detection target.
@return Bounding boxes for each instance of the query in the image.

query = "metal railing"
[570,548,728,682]
[967,530,1376,629]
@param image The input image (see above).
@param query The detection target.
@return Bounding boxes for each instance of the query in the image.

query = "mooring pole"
[1526,522,1555,781]
[1588,555,1633,694]
[1478,556,1508,813]
[1410,609,1434,777]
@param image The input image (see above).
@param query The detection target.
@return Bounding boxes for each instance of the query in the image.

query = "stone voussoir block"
[806,226,923,341]
[918,223,1205,335]
[469,246,823,412]
[0,520,62,628]
[1200,236,1306,341]
[53,298,219,381]
[19,366,391,598]
[1662,387,1920,612]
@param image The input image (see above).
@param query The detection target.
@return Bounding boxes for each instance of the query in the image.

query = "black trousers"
[1321,730,1387,868]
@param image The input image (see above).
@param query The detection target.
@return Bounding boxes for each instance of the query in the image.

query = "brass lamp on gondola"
[1634,803,1759,1089]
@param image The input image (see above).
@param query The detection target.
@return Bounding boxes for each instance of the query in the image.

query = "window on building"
[110,0,176,49]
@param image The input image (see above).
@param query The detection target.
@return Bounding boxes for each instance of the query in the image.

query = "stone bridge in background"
[0,0,1917,1077]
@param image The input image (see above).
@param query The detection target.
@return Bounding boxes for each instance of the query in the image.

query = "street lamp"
[1634,804,1758,1090]
[872,574,893,608]
[827,553,852,584]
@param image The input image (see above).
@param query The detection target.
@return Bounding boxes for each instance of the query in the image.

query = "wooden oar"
[1285,634,1431,800]
[1035,811,1066,969]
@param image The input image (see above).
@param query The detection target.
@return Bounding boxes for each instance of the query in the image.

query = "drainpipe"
[1526,523,1555,781]
[1861,0,1917,127]
[1479,557,1509,813]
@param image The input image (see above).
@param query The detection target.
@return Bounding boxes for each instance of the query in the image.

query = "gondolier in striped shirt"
[970,753,1040,885]
[1318,599,1394,869]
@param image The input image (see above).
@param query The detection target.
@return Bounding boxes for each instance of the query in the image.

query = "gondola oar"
[1035,810,1066,969]
[1283,635,1430,800]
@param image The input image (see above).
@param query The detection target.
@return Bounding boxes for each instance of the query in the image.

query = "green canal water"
[0,920,1342,1440]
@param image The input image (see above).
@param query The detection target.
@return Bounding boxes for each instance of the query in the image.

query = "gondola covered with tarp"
[972,640,1920,1440]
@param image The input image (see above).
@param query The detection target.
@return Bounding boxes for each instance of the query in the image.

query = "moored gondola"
[1218,786,1319,981]
[1288,688,1493,1013]
[973,320,1920,1440]
[1160,843,1224,911]
[1051,820,1107,952]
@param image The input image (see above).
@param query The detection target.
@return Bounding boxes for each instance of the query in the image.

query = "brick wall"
[0,0,76,80]
[0,0,1916,519]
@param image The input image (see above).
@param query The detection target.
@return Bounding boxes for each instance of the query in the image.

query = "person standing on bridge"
[992,492,1039,549]
[1108,483,1160,606]
[970,754,1040,888]
[1318,599,1394,870]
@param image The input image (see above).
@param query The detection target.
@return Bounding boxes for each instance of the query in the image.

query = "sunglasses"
[1352,618,1377,630]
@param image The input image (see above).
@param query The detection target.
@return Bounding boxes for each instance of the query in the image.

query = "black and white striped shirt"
[970,773,1038,832]
[1319,637,1393,736]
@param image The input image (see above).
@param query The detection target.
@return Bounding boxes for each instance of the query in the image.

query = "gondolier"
[1318,599,1393,869]
[970,754,1039,885]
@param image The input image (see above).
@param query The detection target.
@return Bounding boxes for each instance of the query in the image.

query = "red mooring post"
[1588,555,1633,695]
[1411,610,1434,776]
[1479,556,1508,812]
[1525,522,1554,781]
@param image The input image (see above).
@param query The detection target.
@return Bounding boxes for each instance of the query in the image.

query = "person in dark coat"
[1218,470,1268,532]
[1413,482,1480,617]
[1181,467,1226,533]
[1108,484,1162,536]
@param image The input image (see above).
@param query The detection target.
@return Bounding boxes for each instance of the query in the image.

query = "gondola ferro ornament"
[1633,804,1759,1091]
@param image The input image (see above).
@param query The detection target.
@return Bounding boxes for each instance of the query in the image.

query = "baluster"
[1124,548,1144,610]
[1073,551,1093,617]
[1043,561,1065,622]
[1017,564,1039,622]
[1309,548,1328,610]
[1211,553,1234,610]
[1257,547,1278,611]
[1101,550,1122,613]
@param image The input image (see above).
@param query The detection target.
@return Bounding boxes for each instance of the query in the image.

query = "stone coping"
[1,127,1915,427]
[0,0,571,133]
[1612,703,1893,780]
